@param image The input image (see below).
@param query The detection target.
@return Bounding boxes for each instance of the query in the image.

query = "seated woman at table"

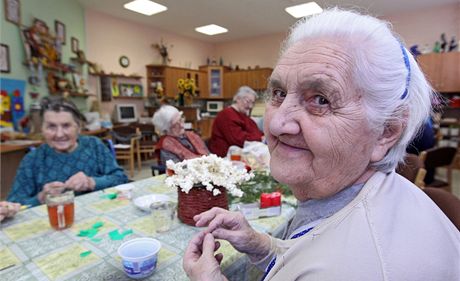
[208,86,264,157]
[183,8,460,281]
[152,105,209,164]
[0,201,20,222]
[7,97,128,207]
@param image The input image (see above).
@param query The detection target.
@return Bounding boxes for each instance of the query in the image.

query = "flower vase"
[178,93,185,106]
[177,185,228,226]
[184,94,193,106]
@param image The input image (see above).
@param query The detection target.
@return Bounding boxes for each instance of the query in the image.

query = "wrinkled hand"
[0,201,21,222]
[183,232,227,281]
[38,181,67,203]
[65,172,95,192]
[194,207,271,261]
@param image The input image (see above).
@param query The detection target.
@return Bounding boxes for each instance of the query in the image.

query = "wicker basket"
[177,185,228,226]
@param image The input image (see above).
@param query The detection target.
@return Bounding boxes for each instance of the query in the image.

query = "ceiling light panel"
[195,24,228,36]
[285,2,323,18]
[124,0,167,16]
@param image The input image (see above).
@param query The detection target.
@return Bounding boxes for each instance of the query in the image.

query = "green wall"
[0,0,86,111]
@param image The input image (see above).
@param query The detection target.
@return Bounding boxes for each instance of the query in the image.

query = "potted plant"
[165,154,253,225]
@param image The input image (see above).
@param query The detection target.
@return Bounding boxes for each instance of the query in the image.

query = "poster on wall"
[0,78,26,132]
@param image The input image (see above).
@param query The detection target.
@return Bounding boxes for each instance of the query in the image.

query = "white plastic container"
[118,238,161,279]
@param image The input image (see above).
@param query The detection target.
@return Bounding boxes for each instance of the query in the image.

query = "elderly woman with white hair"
[183,8,460,281]
[152,105,208,165]
[208,85,264,157]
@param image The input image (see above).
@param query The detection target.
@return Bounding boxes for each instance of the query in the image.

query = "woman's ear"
[370,119,405,162]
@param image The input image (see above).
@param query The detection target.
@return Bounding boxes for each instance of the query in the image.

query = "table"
[0,175,295,281]
[0,140,42,200]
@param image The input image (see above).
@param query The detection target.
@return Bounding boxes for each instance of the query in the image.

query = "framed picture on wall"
[4,0,20,25]
[71,37,79,53]
[55,20,66,45]
[0,44,11,73]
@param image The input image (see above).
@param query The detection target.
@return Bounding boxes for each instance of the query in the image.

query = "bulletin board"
[0,78,26,131]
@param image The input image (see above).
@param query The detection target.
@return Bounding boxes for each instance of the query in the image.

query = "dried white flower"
[165,154,253,197]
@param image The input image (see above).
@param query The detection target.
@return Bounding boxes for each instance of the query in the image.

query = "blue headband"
[399,43,411,99]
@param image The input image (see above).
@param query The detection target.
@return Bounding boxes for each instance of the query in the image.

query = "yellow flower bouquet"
[177,78,197,106]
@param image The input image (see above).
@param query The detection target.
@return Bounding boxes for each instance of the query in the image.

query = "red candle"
[260,193,272,208]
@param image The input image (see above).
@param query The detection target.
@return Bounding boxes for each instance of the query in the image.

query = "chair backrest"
[423,187,460,231]
[420,146,457,169]
[103,138,116,158]
[396,154,424,184]
[111,126,139,144]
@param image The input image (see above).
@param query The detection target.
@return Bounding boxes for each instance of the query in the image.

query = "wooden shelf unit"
[146,65,207,99]
[97,74,143,101]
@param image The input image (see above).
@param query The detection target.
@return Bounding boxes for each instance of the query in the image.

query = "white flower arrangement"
[164,154,253,197]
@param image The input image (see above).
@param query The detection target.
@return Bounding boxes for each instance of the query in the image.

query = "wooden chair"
[111,126,141,178]
[396,153,426,188]
[419,146,457,192]
[135,124,158,161]
[423,187,460,231]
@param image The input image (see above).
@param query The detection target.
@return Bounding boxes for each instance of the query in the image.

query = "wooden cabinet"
[197,117,215,141]
[224,68,273,98]
[199,66,231,99]
[417,52,460,93]
[146,65,207,99]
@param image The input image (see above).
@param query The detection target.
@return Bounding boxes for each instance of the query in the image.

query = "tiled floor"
[123,162,460,199]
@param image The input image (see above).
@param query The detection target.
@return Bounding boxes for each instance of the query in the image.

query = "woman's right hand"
[38,181,66,204]
[0,201,20,222]
[194,207,272,262]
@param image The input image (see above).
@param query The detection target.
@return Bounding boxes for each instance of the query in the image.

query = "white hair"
[233,86,257,103]
[281,7,434,173]
[152,105,182,135]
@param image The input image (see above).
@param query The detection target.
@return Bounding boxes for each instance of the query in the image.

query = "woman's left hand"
[65,172,95,192]
[183,232,227,281]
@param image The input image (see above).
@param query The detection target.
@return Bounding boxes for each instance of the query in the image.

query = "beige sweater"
[263,171,460,281]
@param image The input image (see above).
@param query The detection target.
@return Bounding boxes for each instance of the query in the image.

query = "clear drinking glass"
[150,201,176,233]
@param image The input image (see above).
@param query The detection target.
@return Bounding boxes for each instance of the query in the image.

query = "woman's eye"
[270,88,286,103]
[312,95,329,105]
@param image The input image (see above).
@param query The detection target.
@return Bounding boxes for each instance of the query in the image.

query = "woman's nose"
[55,126,65,137]
[268,102,301,137]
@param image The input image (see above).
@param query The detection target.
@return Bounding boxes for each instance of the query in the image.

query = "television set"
[206,101,224,116]
[113,104,138,123]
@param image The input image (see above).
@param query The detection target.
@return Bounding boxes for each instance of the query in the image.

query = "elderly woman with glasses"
[152,105,208,164]
[183,8,460,281]
[208,86,264,157]
[7,97,128,207]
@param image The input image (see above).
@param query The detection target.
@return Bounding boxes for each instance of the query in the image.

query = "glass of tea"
[230,153,242,161]
[46,190,75,230]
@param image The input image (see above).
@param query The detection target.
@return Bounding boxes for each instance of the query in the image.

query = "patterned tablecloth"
[0,175,295,281]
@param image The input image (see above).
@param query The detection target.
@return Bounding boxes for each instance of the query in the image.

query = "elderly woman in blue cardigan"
[7,97,128,207]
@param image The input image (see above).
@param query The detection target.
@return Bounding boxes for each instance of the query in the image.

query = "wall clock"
[119,56,130,68]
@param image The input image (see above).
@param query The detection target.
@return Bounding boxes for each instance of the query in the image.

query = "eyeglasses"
[242,97,256,106]
[171,116,185,127]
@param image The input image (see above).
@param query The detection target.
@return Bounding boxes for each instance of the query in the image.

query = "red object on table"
[260,192,282,208]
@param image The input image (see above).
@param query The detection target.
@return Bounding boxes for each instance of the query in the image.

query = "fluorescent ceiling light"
[285,2,323,18]
[195,24,228,36]
[124,0,167,16]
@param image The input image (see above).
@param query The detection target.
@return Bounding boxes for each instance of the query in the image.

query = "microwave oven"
[206,101,224,115]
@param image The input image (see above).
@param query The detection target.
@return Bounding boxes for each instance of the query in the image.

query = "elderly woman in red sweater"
[208,86,264,157]
[152,105,209,164]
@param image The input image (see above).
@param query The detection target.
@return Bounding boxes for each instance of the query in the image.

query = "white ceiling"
[77,0,459,43]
